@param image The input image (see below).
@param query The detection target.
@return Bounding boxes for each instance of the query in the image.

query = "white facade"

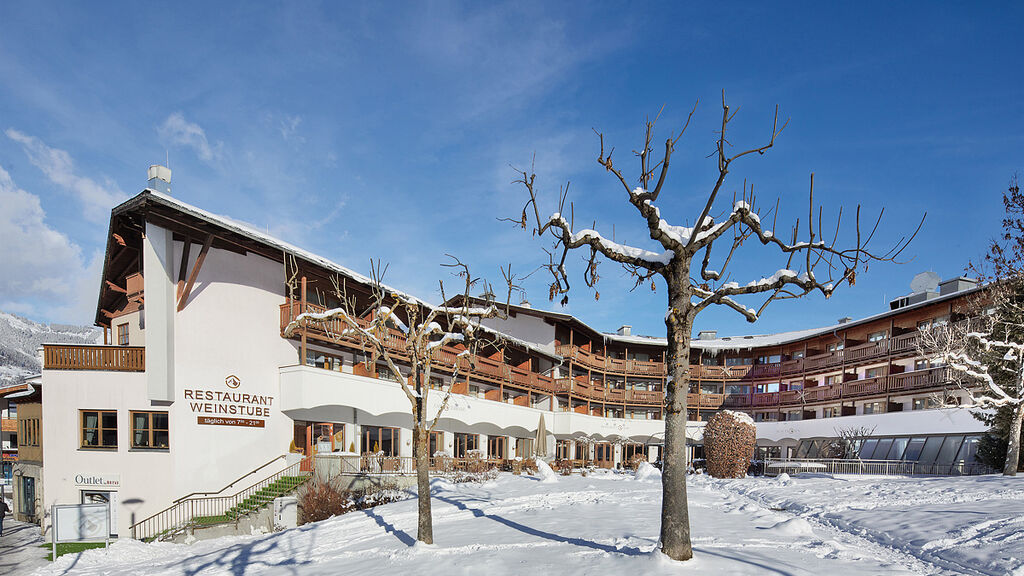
[35,222,688,539]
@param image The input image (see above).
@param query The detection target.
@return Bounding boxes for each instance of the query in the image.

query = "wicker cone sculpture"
[704,410,757,478]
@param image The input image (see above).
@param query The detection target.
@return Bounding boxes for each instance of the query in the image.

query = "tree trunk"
[1005,402,1024,476]
[659,268,693,561]
[413,410,434,543]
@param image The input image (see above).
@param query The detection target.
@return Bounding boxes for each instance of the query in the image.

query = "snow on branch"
[509,91,923,313]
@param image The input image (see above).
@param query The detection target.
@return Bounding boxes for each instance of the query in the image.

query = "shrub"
[704,410,756,479]
[299,478,355,524]
[299,478,404,524]
[450,468,499,483]
[552,459,574,475]
[521,458,539,475]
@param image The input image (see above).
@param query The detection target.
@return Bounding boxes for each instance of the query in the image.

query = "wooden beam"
[104,280,127,294]
[176,237,192,301]
[177,234,212,312]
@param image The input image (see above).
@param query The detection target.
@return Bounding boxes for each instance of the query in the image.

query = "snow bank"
[535,459,559,483]
[764,517,815,538]
[35,473,1024,576]
[775,472,791,484]
[634,462,661,482]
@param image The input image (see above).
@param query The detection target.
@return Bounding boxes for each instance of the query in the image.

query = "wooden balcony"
[43,344,145,372]
[555,344,665,378]
[282,300,954,413]
[625,389,663,405]
[755,367,953,410]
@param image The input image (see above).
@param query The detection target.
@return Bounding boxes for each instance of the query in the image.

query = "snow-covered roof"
[118,190,561,361]
[140,189,427,306]
[120,190,984,359]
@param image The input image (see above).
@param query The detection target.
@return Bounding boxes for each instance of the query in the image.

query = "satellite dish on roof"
[910,271,941,294]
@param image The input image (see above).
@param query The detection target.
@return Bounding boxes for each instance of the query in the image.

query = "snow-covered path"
[29,471,1024,575]
[3,519,48,575]
[699,473,1024,575]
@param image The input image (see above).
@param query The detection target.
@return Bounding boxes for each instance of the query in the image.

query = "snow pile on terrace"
[535,459,559,483]
[634,461,661,482]
[34,471,1024,576]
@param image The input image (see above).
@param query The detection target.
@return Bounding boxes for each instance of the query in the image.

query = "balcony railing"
[283,300,964,412]
[283,302,556,394]
[43,344,145,372]
[555,344,665,378]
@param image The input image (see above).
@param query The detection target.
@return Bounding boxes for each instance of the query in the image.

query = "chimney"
[697,330,718,340]
[837,316,852,324]
[147,164,172,195]
[617,325,632,336]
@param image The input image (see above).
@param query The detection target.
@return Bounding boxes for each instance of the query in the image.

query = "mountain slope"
[0,312,102,386]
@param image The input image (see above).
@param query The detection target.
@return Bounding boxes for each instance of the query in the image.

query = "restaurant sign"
[184,375,274,428]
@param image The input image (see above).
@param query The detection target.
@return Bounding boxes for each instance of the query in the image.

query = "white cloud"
[279,115,304,143]
[5,128,126,222]
[158,112,224,163]
[0,165,99,323]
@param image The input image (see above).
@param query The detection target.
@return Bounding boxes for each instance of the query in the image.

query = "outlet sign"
[74,473,120,488]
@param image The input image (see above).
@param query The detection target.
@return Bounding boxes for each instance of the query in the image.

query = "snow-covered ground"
[28,469,1024,576]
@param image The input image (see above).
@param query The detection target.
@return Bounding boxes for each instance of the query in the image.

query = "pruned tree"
[509,93,921,561]
[920,281,1024,476]
[283,256,517,543]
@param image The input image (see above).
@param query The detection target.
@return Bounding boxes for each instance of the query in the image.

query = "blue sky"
[0,2,1021,339]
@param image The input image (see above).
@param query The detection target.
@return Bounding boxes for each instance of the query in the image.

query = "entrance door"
[81,490,118,537]
[20,476,35,518]
[595,443,614,468]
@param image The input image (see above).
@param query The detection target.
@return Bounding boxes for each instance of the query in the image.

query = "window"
[362,426,399,456]
[81,410,117,448]
[429,431,444,456]
[117,323,129,346]
[868,330,888,342]
[827,342,845,352]
[305,350,344,371]
[863,402,884,415]
[488,436,507,459]
[914,359,931,371]
[376,365,399,382]
[912,396,941,411]
[725,385,750,396]
[917,315,950,331]
[825,374,844,386]
[454,432,478,458]
[18,418,40,447]
[823,406,841,418]
[595,443,613,463]
[865,367,885,379]
[757,355,782,364]
[623,443,646,463]
[515,437,533,458]
[556,439,571,460]
[726,357,752,366]
[792,350,805,359]
[313,422,343,453]
[131,411,169,449]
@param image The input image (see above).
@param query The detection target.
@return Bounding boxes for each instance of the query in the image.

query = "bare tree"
[823,425,877,460]
[919,283,1024,476]
[283,257,516,543]
[509,93,921,561]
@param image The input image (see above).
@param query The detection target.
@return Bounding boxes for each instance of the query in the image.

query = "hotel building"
[2,168,989,540]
